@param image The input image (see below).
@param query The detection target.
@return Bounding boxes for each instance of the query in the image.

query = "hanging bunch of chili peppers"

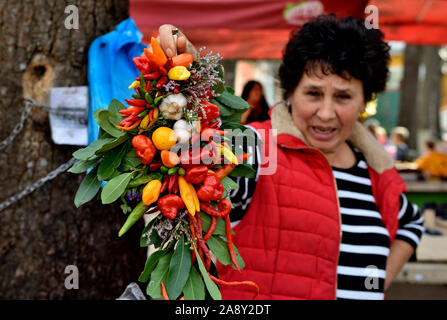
[71,34,257,301]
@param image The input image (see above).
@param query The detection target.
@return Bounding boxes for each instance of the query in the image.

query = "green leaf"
[97,144,128,181]
[146,252,173,298]
[101,172,133,204]
[150,230,163,248]
[225,86,235,95]
[229,163,256,179]
[183,266,205,300]
[118,149,142,171]
[221,176,239,191]
[74,168,102,208]
[140,212,161,247]
[206,235,232,265]
[68,158,99,174]
[94,109,125,138]
[95,134,129,155]
[139,249,167,283]
[193,246,221,300]
[108,99,127,113]
[232,242,245,270]
[210,98,234,117]
[207,236,245,271]
[200,213,233,236]
[216,90,251,110]
[165,235,192,300]
[72,137,114,160]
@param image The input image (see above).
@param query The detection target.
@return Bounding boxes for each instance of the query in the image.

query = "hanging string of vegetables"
[70,36,258,300]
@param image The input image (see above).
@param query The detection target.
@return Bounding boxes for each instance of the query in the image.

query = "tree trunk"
[399,45,422,150]
[0,0,147,299]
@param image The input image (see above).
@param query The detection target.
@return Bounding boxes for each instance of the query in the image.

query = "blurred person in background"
[390,126,410,161]
[240,80,270,124]
[415,140,447,179]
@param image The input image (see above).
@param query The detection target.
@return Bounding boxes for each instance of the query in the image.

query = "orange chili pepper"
[160,282,170,300]
[171,53,194,68]
[150,37,168,67]
[113,119,142,132]
[144,48,166,68]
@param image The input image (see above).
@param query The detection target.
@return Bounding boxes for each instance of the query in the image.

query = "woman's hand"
[158,24,198,59]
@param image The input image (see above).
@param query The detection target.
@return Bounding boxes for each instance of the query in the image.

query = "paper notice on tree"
[49,86,88,146]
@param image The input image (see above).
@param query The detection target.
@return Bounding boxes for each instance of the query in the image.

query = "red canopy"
[130,0,447,59]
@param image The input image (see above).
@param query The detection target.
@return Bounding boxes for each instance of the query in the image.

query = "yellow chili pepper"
[188,182,200,213]
[221,145,239,165]
[178,176,196,216]
[168,66,191,81]
[140,114,150,129]
[138,107,159,134]
[128,80,140,89]
[142,179,162,206]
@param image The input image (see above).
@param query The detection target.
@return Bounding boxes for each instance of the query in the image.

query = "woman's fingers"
[158,24,198,59]
[159,24,177,57]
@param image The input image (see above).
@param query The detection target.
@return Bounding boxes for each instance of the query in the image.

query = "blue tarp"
[87,18,147,144]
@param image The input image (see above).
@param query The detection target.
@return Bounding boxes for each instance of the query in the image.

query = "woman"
[240,80,270,124]
[158,15,423,300]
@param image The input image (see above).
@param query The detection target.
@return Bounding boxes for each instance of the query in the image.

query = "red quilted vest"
[217,118,407,300]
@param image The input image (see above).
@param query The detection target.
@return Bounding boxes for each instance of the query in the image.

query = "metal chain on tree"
[0,97,87,211]
[0,99,33,151]
[0,157,77,212]
[0,98,87,151]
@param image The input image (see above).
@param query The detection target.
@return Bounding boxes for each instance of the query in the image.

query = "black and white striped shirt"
[229,130,423,300]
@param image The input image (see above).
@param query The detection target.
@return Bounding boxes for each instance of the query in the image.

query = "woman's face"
[248,83,263,103]
[289,69,365,157]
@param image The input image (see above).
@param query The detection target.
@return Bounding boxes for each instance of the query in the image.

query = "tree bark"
[0,0,147,299]
[399,45,422,149]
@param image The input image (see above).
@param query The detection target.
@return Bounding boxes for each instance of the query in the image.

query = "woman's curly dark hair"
[278,14,390,102]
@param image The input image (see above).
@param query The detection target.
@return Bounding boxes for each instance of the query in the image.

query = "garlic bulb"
[174,128,191,144]
[159,93,187,120]
[173,119,192,133]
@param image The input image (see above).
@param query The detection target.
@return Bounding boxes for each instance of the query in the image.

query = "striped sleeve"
[228,125,261,223]
[394,193,425,249]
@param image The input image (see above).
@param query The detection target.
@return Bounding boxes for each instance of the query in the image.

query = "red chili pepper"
[119,106,145,116]
[188,212,211,270]
[184,165,208,184]
[196,173,224,201]
[208,273,259,299]
[158,194,184,219]
[190,133,200,146]
[160,175,169,193]
[136,71,160,81]
[148,108,154,122]
[174,85,180,94]
[224,214,241,271]
[155,76,168,90]
[208,120,220,129]
[168,174,176,193]
[132,56,152,74]
[158,66,168,76]
[145,80,152,92]
[149,162,162,172]
[119,114,138,126]
[132,135,156,165]
[201,128,227,142]
[203,216,217,242]
[125,99,147,107]
[199,199,231,218]
[172,174,179,194]
[198,100,220,121]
